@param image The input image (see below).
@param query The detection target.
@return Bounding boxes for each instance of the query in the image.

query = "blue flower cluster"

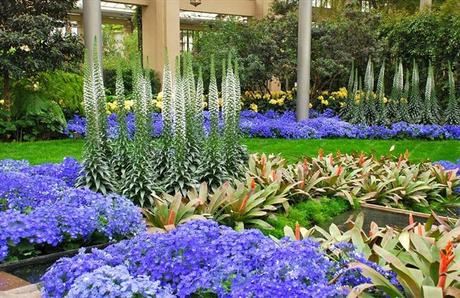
[66,265,174,298]
[240,110,460,139]
[42,220,397,298]
[0,158,81,187]
[0,159,145,263]
[435,159,460,193]
[435,159,460,171]
[66,110,460,140]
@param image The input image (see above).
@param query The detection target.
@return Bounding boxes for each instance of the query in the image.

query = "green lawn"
[0,138,459,164]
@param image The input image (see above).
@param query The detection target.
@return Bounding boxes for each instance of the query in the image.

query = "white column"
[420,0,432,10]
[83,0,102,65]
[296,0,312,121]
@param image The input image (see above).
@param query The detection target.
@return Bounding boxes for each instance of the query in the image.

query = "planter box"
[330,203,455,230]
[0,242,112,283]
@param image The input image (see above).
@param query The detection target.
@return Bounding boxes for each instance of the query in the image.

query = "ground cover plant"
[136,151,459,232]
[41,220,400,298]
[66,108,460,140]
[0,158,145,263]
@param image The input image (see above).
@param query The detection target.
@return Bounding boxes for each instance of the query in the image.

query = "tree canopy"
[0,0,83,111]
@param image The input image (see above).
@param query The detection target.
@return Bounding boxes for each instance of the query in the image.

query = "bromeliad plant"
[143,176,292,231]
[283,212,460,298]
[246,149,460,211]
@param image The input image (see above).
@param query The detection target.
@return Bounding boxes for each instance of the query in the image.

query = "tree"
[0,0,83,113]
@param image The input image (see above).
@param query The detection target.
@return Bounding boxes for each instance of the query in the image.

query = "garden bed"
[329,203,457,230]
[65,110,460,140]
[0,159,145,264]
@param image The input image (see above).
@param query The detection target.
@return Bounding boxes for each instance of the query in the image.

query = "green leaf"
[422,286,443,298]
[348,262,403,298]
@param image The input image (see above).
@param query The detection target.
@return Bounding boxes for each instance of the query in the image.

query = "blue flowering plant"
[41,220,399,298]
[0,159,145,263]
[66,108,460,141]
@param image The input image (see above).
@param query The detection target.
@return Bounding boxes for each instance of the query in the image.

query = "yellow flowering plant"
[241,89,295,112]
[313,87,348,113]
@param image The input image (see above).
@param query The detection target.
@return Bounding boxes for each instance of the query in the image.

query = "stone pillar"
[296,0,312,121]
[83,0,102,65]
[142,0,180,76]
[420,0,432,10]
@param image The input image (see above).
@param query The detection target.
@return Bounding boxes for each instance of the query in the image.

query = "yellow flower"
[277,99,285,106]
[0,99,4,105]
[156,91,163,101]
[383,97,388,104]
[269,99,277,105]
[340,102,345,107]
[322,100,329,106]
[202,101,208,108]
[318,95,324,101]
[218,98,223,107]
[309,103,313,108]
[338,87,348,98]
[322,90,329,95]
[155,100,163,110]
[124,100,134,110]
[106,101,118,113]
[250,103,258,112]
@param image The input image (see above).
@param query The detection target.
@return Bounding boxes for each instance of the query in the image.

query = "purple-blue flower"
[41,220,397,298]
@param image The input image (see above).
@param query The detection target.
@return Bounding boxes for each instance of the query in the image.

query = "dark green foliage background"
[194,0,459,100]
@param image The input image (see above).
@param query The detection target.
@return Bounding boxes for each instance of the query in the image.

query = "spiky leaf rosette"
[76,49,114,194]
[163,57,198,195]
[423,62,441,124]
[408,61,423,124]
[362,58,376,125]
[91,40,108,142]
[195,67,205,137]
[162,51,174,144]
[375,62,388,125]
[208,56,220,142]
[445,62,460,125]
[121,146,156,207]
[347,61,355,96]
[398,69,411,123]
[388,61,404,122]
[222,53,247,174]
[364,58,374,94]
[199,56,229,188]
[133,63,151,142]
[110,65,131,188]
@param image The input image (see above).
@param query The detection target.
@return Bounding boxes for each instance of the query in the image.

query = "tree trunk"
[3,69,11,116]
